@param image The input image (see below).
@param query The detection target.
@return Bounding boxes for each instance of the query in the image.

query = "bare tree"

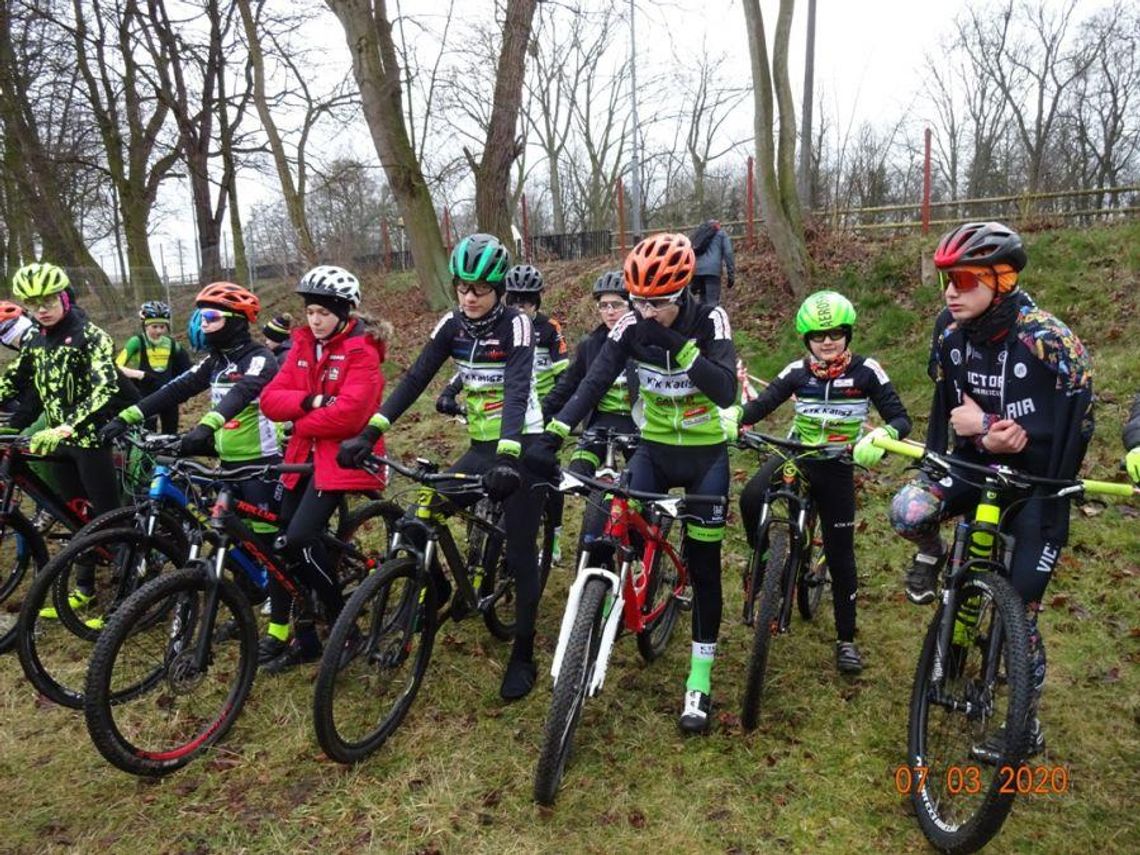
[742,0,809,297]
[679,50,749,219]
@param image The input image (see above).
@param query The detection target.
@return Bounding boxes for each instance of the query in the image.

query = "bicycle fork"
[550,555,629,697]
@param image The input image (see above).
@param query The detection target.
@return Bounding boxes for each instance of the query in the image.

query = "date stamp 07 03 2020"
[893,764,1071,796]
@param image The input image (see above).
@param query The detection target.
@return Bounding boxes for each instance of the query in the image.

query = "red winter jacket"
[260,317,388,492]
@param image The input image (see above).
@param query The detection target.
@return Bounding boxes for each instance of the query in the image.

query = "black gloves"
[99,418,131,444]
[179,424,216,456]
[337,425,382,468]
[633,318,687,358]
[482,454,522,502]
[523,431,564,480]
[435,394,463,417]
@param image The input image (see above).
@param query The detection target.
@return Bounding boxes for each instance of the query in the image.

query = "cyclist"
[338,233,548,701]
[525,232,737,734]
[257,266,389,672]
[730,291,911,674]
[0,301,37,422]
[1125,393,1140,484]
[115,300,191,433]
[888,221,1093,757]
[262,313,294,366]
[0,263,128,610]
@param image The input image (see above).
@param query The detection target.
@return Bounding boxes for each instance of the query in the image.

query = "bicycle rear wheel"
[741,528,790,731]
[635,517,685,662]
[0,512,47,654]
[333,499,402,597]
[908,571,1032,854]
[534,577,608,806]
[18,527,186,708]
[313,557,436,764]
[84,565,258,776]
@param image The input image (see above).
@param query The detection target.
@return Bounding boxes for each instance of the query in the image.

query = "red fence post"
[746,156,756,250]
[381,220,391,272]
[441,207,454,255]
[521,193,530,262]
[922,128,932,235]
[616,179,626,255]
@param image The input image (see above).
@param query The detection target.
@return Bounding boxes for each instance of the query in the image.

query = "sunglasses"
[597,299,628,311]
[939,269,995,293]
[198,308,238,324]
[455,282,496,298]
[806,329,848,343]
[631,292,682,311]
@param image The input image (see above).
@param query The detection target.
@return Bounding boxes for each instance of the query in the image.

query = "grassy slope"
[0,224,1137,854]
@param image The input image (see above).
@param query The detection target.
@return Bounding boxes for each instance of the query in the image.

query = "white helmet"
[297,265,361,307]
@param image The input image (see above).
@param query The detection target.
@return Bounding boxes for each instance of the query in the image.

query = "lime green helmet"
[449,233,511,292]
[794,290,857,337]
[12,262,70,301]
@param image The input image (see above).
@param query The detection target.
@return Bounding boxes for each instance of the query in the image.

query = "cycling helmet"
[11,262,69,301]
[933,222,1027,274]
[449,233,511,288]
[592,270,628,299]
[623,233,695,297]
[139,300,171,324]
[794,291,857,336]
[297,265,361,307]
[0,301,33,350]
[504,264,544,293]
[187,308,207,351]
[195,281,260,322]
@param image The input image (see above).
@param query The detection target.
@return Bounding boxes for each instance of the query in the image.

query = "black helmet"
[139,300,172,324]
[933,222,1027,273]
[592,270,627,299]
[504,264,544,293]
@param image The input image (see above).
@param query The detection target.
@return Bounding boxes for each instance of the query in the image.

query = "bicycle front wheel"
[908,571,1032,854]
[18,526,186,708]
[635,517,685,662]
[741,528,790,731]
[84,565,258,776]
[312,557,436,764]
[534,577,608,806]
[0,512,47,654]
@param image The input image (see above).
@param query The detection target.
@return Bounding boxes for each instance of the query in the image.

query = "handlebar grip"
[873,435,923,459]
[1081,478,1138,498]
[276,463,314,475]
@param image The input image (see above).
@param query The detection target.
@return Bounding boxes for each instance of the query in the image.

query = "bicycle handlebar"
[871,434,1138,498]
[152,456,313,481]
[361,452,482,486]
[554,467,724,506]
[738,430,851,460]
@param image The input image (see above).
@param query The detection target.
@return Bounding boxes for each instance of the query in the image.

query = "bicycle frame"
[0,439,91,535]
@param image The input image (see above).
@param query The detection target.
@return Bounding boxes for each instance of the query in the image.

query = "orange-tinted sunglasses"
[939,269,995,293]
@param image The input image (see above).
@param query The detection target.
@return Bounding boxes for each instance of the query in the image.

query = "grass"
[1,222,1138,853]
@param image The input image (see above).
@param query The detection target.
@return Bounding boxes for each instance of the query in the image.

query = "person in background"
[689,219,735,307]
[1124,393,1140,485]
[263,313,294,366]
[115,300,191,433]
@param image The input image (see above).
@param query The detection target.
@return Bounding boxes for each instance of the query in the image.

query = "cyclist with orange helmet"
[525,232,738,734]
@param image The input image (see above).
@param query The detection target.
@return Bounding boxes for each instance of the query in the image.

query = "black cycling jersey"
[1124,392,1140,451]
[381,306,542,444]
[544,323,639,422]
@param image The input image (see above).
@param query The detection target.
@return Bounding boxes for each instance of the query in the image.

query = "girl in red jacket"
[258,265,389,672]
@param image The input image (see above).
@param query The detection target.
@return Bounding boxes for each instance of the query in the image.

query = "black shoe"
[500,656,537,701]
[905,552,943,605]
[971,717,1046,765]
[257,635,289,664]
[679,689,712,734]
[835,641,864,674]
[261,639,321,674]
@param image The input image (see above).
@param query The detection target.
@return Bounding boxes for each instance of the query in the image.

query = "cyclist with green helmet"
[729,290,911,674]
[338,233,548,701]
[115,300,191,433]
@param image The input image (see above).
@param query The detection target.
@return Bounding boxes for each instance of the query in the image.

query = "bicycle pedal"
[674,592,693,612]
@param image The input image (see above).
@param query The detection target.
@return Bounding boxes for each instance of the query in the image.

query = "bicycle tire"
[533,576,608,806]
[0,512,49,655]
[333,499,402,595]
[84,565,259,776]
[635,516,684,662]
[796,552,829,621]
[480,503,537,642]
[574,487,611,572]
[313,557,436,764]
[908,571,1032,854]
[17,526,188,708]
[741,527,790,731]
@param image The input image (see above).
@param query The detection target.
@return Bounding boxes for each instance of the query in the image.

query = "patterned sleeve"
[60,327,117,429]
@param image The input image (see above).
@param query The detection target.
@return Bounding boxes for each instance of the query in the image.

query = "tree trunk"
[472,0,538,246]
[327,0,451,310]
[743,0,810,298]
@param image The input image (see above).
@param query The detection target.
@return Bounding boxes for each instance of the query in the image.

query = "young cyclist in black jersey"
[731,291,911,674]
[1125,393,1140,484]
[338,233,549,701]
[525,233,737,734]
[115,301,191,433]
[888,221,1094,758]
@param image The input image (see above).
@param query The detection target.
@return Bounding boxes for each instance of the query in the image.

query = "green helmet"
[449,233,511,289]
[12,262,70,301]
[794,290,857,336]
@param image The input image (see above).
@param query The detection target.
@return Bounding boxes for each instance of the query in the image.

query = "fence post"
[381,220,392,272]
[441,207,453,256]
[922,128,932,235]
[616,179,626,255]
[746,156,756,250]
[520,194,530,262]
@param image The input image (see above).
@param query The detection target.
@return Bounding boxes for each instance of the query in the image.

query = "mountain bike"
[83,456,400,776]
[874,434,1138,854]
[533,469,718,806]
[737,431,844,730]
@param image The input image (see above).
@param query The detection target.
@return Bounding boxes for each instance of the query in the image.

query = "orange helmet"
[0,301,22,322]
[195,281,260,322]
[623,233,695,297]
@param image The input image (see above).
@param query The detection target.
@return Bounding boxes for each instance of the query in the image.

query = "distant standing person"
[689,219,735,307]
